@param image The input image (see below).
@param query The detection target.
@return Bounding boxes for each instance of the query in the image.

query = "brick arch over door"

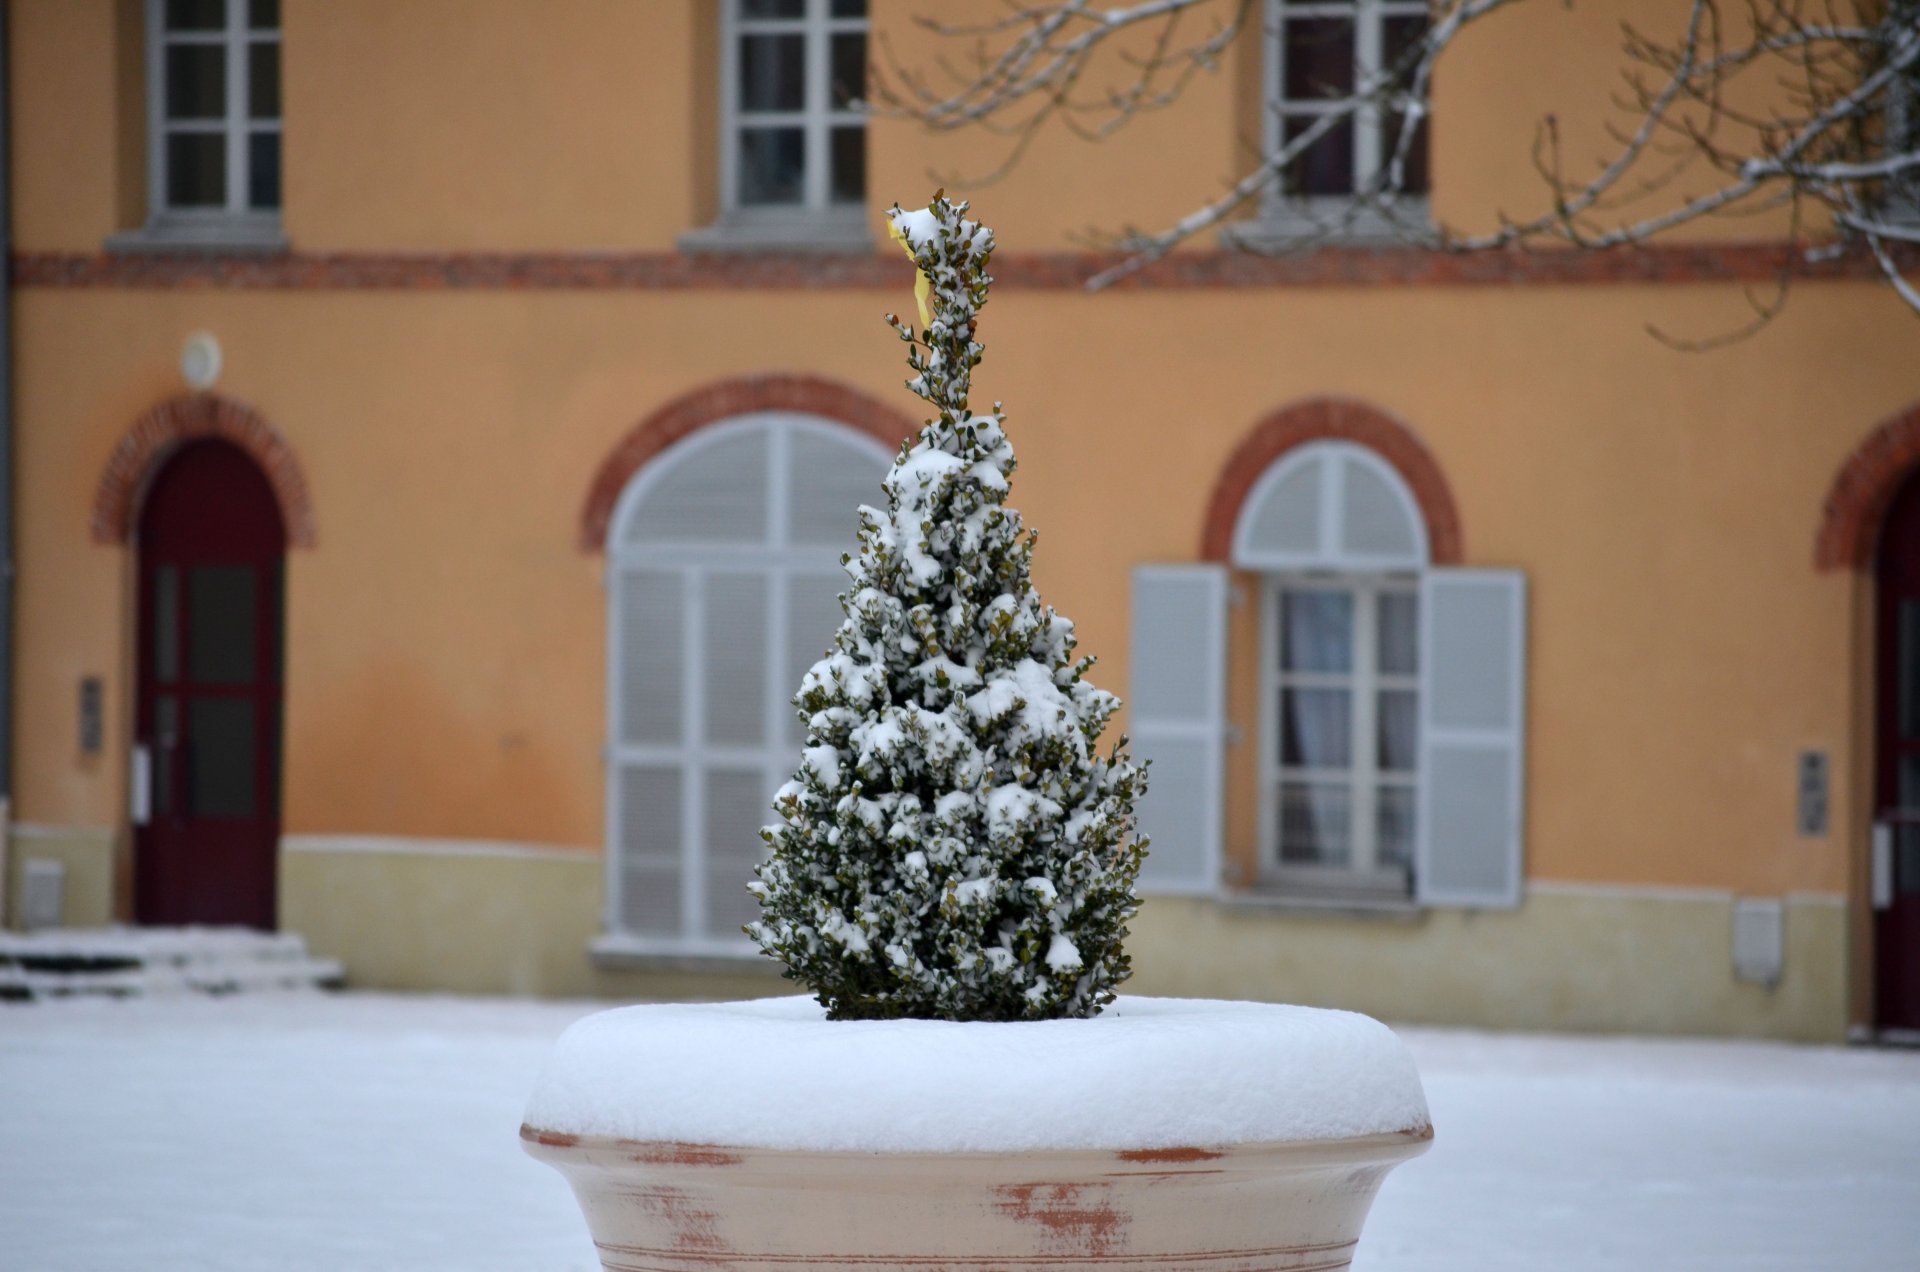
[1815,402,1920,571]
[579,373,918,552]
[1200,397,1464,563]
[92,393,316,548]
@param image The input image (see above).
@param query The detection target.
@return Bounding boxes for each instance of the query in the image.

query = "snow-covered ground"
[3,992,1916,1272]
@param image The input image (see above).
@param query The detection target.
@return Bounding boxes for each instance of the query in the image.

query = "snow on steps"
[0,927,344,1002]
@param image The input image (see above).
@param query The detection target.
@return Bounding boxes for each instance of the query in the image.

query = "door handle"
[130,744,152,826]
[1873,822,1894,912]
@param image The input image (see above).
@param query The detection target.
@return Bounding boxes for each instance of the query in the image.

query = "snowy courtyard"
[3,992,1917,1272]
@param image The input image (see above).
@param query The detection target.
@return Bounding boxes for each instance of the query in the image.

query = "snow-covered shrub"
[746,195,1149,1022]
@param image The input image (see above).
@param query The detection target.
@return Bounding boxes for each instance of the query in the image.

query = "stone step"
[0,926,345,1002]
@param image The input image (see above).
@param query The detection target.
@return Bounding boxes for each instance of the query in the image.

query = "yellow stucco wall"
[8,0,1812,256]
[5,0,1914,1036]
[14,283,1907,894]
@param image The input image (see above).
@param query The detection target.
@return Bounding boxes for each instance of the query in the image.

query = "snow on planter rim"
[523,995,1430,1153]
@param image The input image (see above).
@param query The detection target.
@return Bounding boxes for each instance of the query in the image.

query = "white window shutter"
[1129,565,1228,894]
[1415,569,1527,908]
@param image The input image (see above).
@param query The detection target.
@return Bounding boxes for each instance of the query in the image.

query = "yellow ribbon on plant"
[887,215,934,330]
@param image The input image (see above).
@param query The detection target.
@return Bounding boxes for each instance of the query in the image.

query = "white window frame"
[1234,440,1429,573]
[1234,0,1431,245]
[594,414,891,961]
[1258,574,1419,897]
[1234,440,1429,899]
[116,0,285,252]
[683,0,872,253]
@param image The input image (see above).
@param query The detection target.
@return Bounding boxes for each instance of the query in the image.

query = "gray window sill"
[588,934,786,976]
[107,216,289,256]
[1222,198,1433,252]
[680,210,875,255]
[1216,887,1425,922]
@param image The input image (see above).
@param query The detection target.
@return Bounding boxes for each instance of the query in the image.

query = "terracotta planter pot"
[522,997,1431,1272]
[522,1123,1429,1271]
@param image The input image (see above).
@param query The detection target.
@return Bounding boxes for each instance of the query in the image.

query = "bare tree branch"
[870,0,1920,332]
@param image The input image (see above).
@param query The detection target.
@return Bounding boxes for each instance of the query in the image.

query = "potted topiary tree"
[522,195,1432,1271]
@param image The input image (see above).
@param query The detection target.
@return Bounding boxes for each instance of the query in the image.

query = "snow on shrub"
[747,195,1149,1021]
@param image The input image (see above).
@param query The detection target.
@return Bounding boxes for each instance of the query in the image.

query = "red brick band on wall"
[580,373,919,552]
[1815,402,1920,571]
[1201,397,1463,565]
[92,393,317,548]
[12,240,1906,292]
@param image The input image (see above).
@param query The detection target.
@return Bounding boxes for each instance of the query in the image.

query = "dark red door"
[1874,470,1920,1031]
[134,441,286,929]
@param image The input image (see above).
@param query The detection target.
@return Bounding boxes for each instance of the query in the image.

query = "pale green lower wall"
[1127,889,1849,1042]
[281,837,1850,1039]
[4,824,118,929]
[279,839,785,1001]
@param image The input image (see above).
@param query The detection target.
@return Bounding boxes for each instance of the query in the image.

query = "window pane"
[1382,13,1431,68]
[250,42,281,118]
[830,32,867,108]
[620,571,684,747]
[1381,14,1431,194]
[249,131,282,209]
[740,0,805,16]
[704,573,768,747]
[1378,592,1418,674]
[166,0,226,31]
[1282,18,1354,100]
[249,0,280,29]
[166,45,226,119]
[738,127,805,205]
[1281,687,1351,768]
[1281,589,1352,673]
[1382,112,1430,194]
[1900,601,1920,738]
[830,126,865,204]
[189,566,258,686]
[189,698,256,819]
[1900,756,1920,895]
[1377,690,1418,771]
[154,696,178,817]
[154,566,180,684]
[830,0,867,15]
[1377,786,1415,870]
[167,132,227,208]
[1282,114,1355,197]
[706,768,773,938]
[739,34,805,111]
[1279,781,1350,866]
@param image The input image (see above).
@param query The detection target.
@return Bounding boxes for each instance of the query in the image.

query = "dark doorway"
[1873,469,1920,1031]
[134,441,286,929]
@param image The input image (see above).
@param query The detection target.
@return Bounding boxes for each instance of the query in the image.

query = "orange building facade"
[4,0,1917,1039]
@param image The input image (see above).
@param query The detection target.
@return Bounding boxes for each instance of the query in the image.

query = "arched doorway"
[133,440,287,929]
[1874,470,1920,1031]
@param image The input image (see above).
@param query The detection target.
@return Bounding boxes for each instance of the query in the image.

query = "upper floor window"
[1262,0,1430,231]
[689,0,869,251]
[139,0,283,247]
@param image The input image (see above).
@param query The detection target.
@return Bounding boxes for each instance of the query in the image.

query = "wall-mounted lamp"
[181,331,222,390]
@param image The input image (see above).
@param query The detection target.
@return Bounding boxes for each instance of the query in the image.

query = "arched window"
[1237,442,1428,896]
[602,412,891,954]
[1131,421,1525,911]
